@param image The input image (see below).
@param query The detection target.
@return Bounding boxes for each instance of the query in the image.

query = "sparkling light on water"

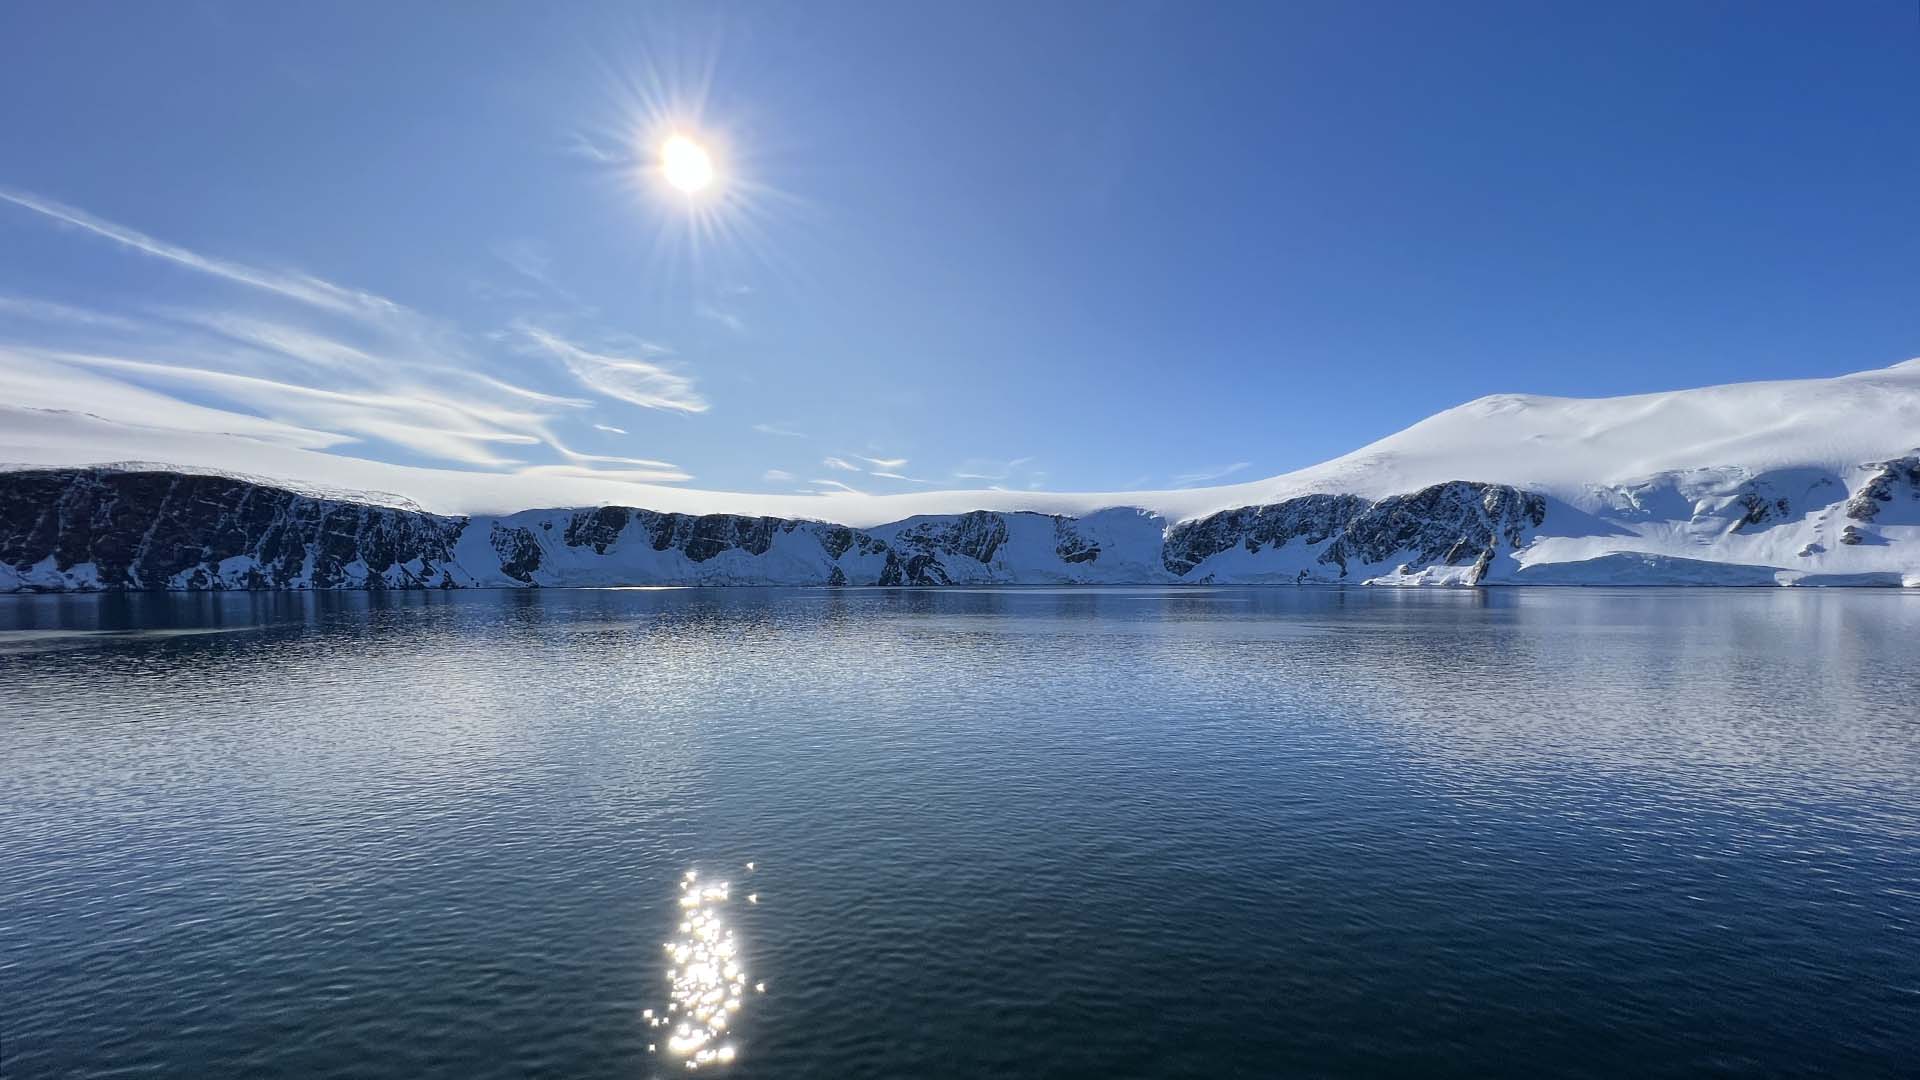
[649,866,757,1070]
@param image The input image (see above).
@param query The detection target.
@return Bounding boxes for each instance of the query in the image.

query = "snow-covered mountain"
[3,360,1918,589]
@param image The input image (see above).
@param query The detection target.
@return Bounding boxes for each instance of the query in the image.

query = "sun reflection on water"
[648,866,758,1070]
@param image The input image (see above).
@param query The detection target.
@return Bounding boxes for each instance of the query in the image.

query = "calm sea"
[2,587,1916,1078]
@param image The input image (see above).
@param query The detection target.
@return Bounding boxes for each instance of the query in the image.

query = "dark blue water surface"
[2,587,1917,1078]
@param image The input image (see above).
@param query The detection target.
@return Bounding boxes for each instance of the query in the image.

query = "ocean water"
[1,586,1916,1078]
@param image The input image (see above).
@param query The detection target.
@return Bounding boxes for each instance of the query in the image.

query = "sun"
[584,57,783,269]
[661,134,715,194]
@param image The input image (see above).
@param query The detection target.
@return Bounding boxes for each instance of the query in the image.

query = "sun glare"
[662,134,715,194]
[583,46,786,272]
[649,867,756,1069]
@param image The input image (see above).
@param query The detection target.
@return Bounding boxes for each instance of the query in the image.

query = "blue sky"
[1,1,1914,498]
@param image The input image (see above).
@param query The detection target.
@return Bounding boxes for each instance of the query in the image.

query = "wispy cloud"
[544,437,681,471]
[695,303,746,334]
[594,423,629,434]
[0,191,700,483]
[493,240,594,311]
[560,129,629,166]
[870,471,930,484]
[762,468,795,482]
[516,323,707,413]
[0,188,401,319]
[0,345,351,452]
[497,241,553,284]
[807,478,864,495]
[951,456,1036,483]
[753,422,807,438]
[515,463,690,483]
[1171,461,1252,486]
[10,344,543,467]
[0,294,144,332]
[818,451,910,476]
[165,308,591,411]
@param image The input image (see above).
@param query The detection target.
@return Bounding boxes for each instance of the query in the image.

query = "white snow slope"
[4,359,1919,586]
[1263,358,1920,502]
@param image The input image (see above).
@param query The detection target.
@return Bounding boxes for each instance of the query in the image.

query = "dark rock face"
[878,510,1121,581]
[635,511,794,562]
[1166,482,1544,579]
[1323,482,1546,575]
[1846,456,1920,522]
[3,467,1576,591]
[1053,518,1100,564]
[563,506,630,554]
[1163,494,1368,576]
[891,511,1009,566]
[550,506,901,573]
[819,526,854,560]
[0,467,464,591]
[873,549,954,586]
[489,525,544,583]
[1733,492,1793,532]
[816,525,888,562]
[902,553,951,585]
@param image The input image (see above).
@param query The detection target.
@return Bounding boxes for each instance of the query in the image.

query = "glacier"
[3,360,1918,590]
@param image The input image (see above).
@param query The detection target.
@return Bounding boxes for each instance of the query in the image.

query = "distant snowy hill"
[4,360,1918,589]
[1246,356,1920,502]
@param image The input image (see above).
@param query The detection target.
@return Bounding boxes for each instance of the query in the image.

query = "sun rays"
[561,24,807,289]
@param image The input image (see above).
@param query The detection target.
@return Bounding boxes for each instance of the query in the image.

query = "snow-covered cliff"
[4,361,1918,589]
[2,461,1915,591]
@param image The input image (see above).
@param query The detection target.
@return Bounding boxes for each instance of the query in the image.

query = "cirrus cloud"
[516,323,708,414]
[0,188,700,485]
[1171,461,1251,486]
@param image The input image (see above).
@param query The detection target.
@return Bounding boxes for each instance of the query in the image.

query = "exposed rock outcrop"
[1164,482,1543,581]
[1733,491,1793,532]
[1053,518,1100,564]
[0,468,466,591]
[489,525,544,584]
[1,465,1911,591]
[1845,456,1920,522]
[1319,483,1544,577]
[1162,494,1367,576]
[889,511,1010,566]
